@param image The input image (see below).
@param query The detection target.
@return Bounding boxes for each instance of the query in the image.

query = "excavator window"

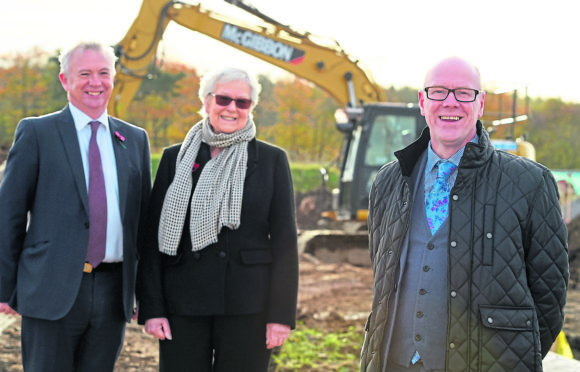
[364,115,416,167]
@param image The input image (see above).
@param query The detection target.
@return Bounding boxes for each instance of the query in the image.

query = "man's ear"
[478,91,486,117]
[59,72,68,92]
[418,89,426,116]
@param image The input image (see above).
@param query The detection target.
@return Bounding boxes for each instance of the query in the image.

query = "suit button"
[84,222,90,229]
[193,252,201,260]
[218,251,226,259]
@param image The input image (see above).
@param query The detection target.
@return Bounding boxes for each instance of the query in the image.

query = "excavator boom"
[109,0,386,117]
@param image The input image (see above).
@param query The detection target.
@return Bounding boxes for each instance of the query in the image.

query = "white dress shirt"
[70,103,124,262]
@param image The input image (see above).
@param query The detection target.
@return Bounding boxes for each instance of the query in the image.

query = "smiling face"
[419,57,485,158]
[59,48,114,119]
[204,80,251,134]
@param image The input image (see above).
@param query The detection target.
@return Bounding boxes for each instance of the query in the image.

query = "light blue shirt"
[70,104,123,262]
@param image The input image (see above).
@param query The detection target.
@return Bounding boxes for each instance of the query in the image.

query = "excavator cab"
[306,104,425,265]
[329,103,427,222]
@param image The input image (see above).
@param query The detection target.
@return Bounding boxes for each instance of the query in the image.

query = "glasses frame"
[424,86,480,103]
[209,93,253,109]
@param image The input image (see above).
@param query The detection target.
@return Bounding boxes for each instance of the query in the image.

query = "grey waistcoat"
[386,152,448,370]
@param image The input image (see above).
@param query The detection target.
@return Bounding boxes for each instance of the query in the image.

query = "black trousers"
[21,266,125,372]
[159,313,273,372]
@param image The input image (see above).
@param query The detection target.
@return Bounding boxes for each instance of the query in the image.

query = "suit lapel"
[56,106,89,215]
[109,118,128,220]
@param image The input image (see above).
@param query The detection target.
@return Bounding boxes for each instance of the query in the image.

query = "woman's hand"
[144,317,173,340]
[0,302,19,315]
[266,323,291,349]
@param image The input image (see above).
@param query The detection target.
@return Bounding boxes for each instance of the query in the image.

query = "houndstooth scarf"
[158,117,256,254]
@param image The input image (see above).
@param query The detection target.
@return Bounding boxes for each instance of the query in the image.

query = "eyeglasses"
[209,93,252,109]
[424,86,480,102]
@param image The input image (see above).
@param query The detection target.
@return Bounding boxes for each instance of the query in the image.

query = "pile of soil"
[295,189,335,230]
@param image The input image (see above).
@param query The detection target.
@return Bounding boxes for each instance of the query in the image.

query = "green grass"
[272,323,363,371]
[290,163,339,193]
[151,152,161,179]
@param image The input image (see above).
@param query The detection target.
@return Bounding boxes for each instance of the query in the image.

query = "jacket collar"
[395,120,493,177]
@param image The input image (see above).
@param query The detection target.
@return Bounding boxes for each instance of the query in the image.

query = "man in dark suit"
[0,41,151,371]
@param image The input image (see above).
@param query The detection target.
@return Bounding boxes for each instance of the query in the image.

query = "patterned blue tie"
[426,161,457,234]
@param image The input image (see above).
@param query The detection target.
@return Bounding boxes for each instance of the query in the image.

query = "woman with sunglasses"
[137,67,299,371]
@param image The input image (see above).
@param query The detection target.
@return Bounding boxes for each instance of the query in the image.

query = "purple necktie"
[86,121,107,267]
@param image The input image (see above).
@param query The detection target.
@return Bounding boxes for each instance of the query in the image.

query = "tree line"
[1,48,579,170]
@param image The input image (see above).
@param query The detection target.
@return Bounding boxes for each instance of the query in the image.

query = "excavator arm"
[109,0,386,117]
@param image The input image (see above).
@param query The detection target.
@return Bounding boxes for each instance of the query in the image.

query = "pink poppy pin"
[115,131,126,149]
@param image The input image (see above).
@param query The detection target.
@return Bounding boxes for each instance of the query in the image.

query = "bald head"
[424,57,482,90]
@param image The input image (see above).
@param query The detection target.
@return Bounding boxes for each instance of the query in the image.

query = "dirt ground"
[0,192,579,371]
[0,256,373,372]
[1,257,579,371]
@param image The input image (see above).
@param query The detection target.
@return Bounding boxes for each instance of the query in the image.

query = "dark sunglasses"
[209,93,252,109]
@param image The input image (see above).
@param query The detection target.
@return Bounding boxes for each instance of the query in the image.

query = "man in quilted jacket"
[360,56,569,372]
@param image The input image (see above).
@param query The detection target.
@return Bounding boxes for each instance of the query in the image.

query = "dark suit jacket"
[137,139,299,328]
[0,105,151,322]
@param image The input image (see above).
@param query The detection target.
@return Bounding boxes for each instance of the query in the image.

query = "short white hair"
[198,67,261,116]
[58,41,116,76]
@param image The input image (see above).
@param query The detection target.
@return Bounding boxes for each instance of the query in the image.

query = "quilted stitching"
[446,152,567,371]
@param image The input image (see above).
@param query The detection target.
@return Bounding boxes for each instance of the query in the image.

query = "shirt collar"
[69,103,109,132]
[426,134,479,172]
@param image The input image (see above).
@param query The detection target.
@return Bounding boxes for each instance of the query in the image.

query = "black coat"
[361,122,569,371]
[137,139,299,328]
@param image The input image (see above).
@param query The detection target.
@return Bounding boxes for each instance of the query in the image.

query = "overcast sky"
[2,0,578,103]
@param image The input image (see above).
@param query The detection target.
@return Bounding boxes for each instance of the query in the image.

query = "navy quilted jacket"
[360,122,569,371]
